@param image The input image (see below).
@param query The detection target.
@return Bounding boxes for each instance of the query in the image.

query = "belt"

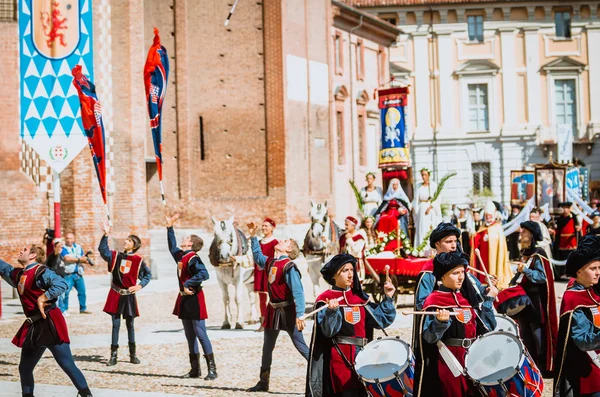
[111,284,134,296]
[270,300,292,309]
[443,337,475,348]
[25,306,55,324]
[334,336,367,347]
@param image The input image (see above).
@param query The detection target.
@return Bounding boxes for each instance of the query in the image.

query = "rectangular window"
[554,79,577,127]
[0,0,16,22]
[358,113,366,166]
[472,162,491,194]
[335,32,343,75]
[467,15,484,42]
[356,39,364,80]
[467,83,489,131]
[336,110,345,165]
[555,11,571,39]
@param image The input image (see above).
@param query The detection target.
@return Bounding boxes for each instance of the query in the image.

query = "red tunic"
[255,238,278,292]
[423,290,477,397]
[11,264,69,348]
[172,251,208,320]
[315,288,368,394]
[103,252,144,316]
[555,287,600,395]
[265,257,296,330]
[557,215,578,250]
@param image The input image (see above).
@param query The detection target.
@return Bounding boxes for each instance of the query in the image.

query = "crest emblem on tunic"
[32,0,81,59]
[591,306,600,328]
[120,259,132,274]
[344,306,361,325]
[18,275,27,295]
[453,308,472,324]
[177,261,183,277]
[268,267,277,284]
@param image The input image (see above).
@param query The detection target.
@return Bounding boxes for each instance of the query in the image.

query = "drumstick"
[299,296,344,321]
[402,310,459,316]
[474,248,499,301]
[467,266,497,279]
[384,265,391,283]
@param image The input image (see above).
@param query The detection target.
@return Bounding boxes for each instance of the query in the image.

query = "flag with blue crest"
[144,28,170,205]
[71,65,111,223]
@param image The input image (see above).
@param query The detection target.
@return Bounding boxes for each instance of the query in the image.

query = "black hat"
[321,254,368,300]
[520,221,542,243]
[558,202,573,208]
[433,251,469,280]
[493,201,503,213]
[591,210,600,218]
[511,204,522,209]
[566,235,600,278]
[429,223,461,249]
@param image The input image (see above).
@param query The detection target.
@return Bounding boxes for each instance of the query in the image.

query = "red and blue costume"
[306,254,395,397]
[0,259,91,396]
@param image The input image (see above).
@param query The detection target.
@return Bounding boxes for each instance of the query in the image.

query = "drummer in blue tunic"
[306,254,396,397]
[420,251,497,397]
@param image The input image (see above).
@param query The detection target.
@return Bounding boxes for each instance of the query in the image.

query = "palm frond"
[431,172,457,203]
[349,180,365,215]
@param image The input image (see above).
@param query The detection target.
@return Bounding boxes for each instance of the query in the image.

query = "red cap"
[345,216,359,226]
[263,218,276,228]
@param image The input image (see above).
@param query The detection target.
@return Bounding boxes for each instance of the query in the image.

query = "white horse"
[302,201,341,296]
[209,216,258,329]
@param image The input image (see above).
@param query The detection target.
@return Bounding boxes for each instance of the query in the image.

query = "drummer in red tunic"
[165,214,217,380]
[98,223,151,366]
[257,218,278,331]
[0,245,92,397]
[421,251,497,397]
[306,254,396,397]
[554,235,600,397]
[413,224,491,397]
[554,201,580,280]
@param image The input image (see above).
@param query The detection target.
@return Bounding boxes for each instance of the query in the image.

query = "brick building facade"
[0,0,397,263]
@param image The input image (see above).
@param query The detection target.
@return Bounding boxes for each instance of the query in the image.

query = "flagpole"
[104,204,112,227]
[53,171,61,238]
[160,180,166,206]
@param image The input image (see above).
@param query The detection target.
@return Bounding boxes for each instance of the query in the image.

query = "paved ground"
[0,227,561,396]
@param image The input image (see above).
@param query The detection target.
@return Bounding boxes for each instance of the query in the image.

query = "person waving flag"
[144,28,170,205]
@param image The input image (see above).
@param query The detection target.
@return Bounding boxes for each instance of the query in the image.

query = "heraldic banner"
[19,0,94,173]
[378,87,410,168]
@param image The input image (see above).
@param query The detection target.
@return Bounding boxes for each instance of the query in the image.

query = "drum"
[494,314,520,336]
[495,285,531,316]
[464,332,543,397]
[354,336,415,397]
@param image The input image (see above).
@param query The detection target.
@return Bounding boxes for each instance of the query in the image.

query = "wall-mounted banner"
[377,87,410,168]
[19,0,94,173]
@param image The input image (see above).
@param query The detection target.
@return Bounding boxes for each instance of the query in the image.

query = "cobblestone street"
[0,229,555,396]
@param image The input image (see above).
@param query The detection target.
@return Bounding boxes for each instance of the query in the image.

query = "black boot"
[203,353,218,380]
[22,394,35,397]
[183,353,200,378]
[247,367,269,392]
[128,342,140,364]
[107,345,118,366]
[77,387,93,397]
